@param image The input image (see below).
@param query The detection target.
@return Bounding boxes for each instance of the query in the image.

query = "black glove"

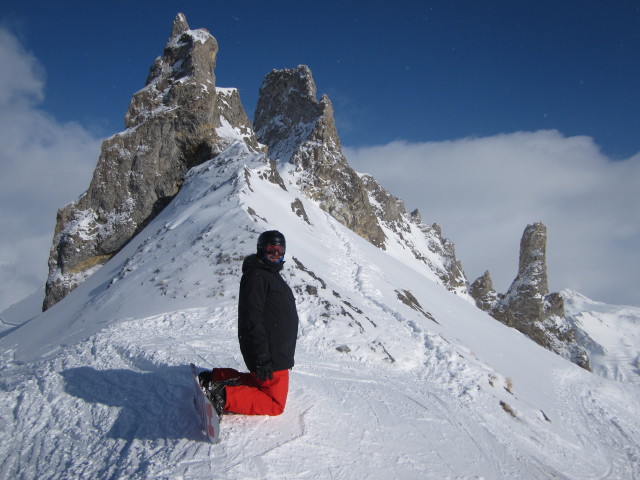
[255,362,274,382]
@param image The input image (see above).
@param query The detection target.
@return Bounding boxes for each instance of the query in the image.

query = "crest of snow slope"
[563,289,640,383]
[1,141,639,479]
[360,177,468,297]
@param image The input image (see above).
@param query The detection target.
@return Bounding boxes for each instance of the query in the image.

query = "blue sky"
[1,2,639,310]
[4,1,639,157]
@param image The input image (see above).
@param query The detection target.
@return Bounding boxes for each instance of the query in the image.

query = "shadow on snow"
[61,364,208,442]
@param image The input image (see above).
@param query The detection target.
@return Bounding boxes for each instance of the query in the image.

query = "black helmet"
[257,230,286,254]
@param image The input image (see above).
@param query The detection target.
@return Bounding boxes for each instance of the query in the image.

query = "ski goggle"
[265,244,285,257]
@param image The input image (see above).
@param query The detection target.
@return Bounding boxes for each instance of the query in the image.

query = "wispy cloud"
[0,27,101,311]
[345,131,640,306]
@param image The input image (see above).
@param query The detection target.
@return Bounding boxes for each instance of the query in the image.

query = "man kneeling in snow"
[198,230,299,416]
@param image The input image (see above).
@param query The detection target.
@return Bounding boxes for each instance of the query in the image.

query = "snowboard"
[190,363,220,443]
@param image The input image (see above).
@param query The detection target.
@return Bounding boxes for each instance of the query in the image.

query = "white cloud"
[0,27,101,312]
[345,131,640,306]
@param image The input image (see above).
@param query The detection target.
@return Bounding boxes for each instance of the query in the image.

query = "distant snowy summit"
[44,13,592,370]
[561,289,640,382]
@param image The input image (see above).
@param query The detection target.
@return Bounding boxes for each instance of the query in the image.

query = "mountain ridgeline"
[44,14,588,369]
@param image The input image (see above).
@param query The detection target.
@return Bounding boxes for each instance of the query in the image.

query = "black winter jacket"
[238,254,299,372]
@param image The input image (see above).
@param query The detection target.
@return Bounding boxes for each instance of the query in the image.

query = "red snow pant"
[212,368,289,416]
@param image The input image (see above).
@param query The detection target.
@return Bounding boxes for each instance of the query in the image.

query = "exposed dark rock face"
[488,222,590,369]
[491,222,555,328]
[470,270,500,312]
[253,66,386,248]
[43,13,261,310]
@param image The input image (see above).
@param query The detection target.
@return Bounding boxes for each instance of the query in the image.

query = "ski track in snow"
[552,369,640,479]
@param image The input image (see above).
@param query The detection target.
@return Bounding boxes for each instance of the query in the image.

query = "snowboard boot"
[197,371,240,418]
[197,370,214,388]
[204,381,227,418]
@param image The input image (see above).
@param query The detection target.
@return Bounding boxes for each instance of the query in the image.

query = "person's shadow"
[61,364,207,441]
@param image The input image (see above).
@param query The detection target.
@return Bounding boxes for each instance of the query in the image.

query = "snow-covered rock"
[470,270,500,311]
[43,13,262,310]
[254,65,386,248]
[489,222,590,369]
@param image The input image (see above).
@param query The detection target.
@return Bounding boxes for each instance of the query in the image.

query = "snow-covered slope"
[1,141,639,479]
[563,289,640,384]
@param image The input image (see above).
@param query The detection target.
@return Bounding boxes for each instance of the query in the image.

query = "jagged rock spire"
[170,12,189,37]
[516,221,549,295]
[489,222,590,369]
[254,66,386,247]
[43,14,259,309]
[493,222,553,323]
[254,66,325,164]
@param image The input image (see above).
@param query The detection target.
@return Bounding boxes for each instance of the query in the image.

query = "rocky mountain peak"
[254,65,385,247]
[43,14,260,310]
[499,222,551,310]
[516,222,549,295]
[125,14,219,129]
[252,66,467,293]
[170,12,189,38]
[254,65,331,164]
[485,222,590,369]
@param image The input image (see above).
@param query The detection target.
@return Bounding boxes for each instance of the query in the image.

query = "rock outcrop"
[43,13,261,309]
[469,270,499,312]
[359,175,468,293]
[253,66,386,248]
[479,222,590,369]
